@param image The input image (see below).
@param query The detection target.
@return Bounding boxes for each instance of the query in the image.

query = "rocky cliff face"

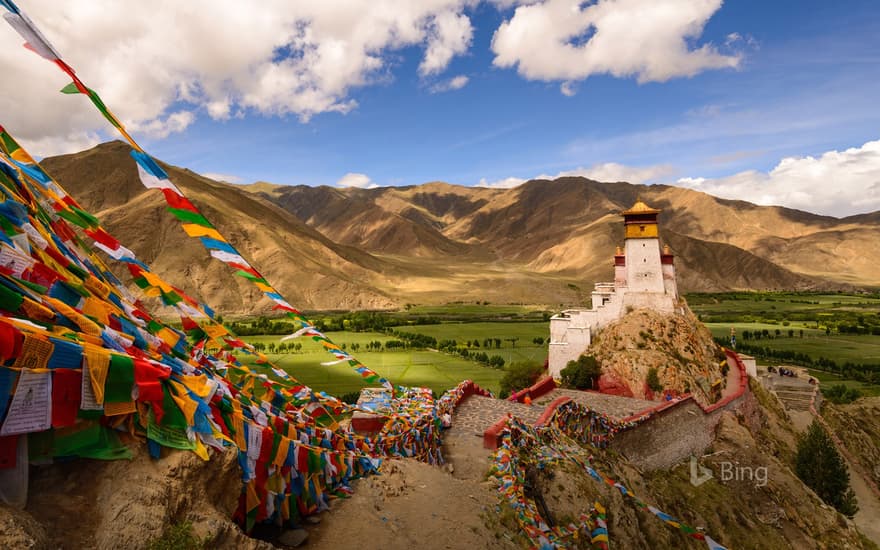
[589,306,727,404]
[1,443,271,550]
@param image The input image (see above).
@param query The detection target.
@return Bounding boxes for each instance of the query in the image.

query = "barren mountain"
[39,142,877,315]
[39,141,398,315]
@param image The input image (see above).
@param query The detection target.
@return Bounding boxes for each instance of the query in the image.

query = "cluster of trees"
[227,317,297,336]
[796,421,858,517]
[739,328,805,340]
[822,384,863,404]
[434,339,505,367]
[559,355,601,390]
[391,330,437,349]
[312,312,442,333]
[499,362,544,398]
[250,341,303,353]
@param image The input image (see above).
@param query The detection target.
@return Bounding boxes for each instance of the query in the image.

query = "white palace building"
[548,199,680,379]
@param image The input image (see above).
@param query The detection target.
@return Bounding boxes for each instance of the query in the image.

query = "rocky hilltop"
[589,306,727,404]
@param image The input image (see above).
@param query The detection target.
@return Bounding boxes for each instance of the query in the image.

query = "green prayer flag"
[60,82,80,94]
[166,207,211,226]
[147,412,195,450]
[160,381,189,429]
[105,354,135,403]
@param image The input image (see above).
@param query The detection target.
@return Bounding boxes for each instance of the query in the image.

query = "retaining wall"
[610,349,751,470]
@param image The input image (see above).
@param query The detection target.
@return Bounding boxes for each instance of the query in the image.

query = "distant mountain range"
[39,141,879,315]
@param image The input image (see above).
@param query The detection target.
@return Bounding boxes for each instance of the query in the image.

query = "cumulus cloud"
[429,74,470,93]
[336,172,378,189]
[477,161,674,188]
[0,0,477,155]
[419,11,473,76]
[491,0,740,86]
[675,140,880,217]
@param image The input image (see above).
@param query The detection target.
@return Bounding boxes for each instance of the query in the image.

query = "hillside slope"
[40,142,397,315]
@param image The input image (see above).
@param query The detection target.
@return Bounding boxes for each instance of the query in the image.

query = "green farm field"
[687,292,880,317]
[705,323,880,365]
[399,321,550,364]
[807,369,880,397]
[241,330,508,395]
[402,303,549,318]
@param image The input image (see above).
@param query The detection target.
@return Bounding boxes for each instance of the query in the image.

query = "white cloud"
[477,176,528,188]
[0,0,477,155]
[477,161,674,188]
[674,140,880,217]
[559,81,577,97]
[491,0,740,85]
[429,74,470,93]
[337,172,378,189]
[131,110,196,139]
[200,172,244,184]
[560,162,675,183]
[419,11,473,76]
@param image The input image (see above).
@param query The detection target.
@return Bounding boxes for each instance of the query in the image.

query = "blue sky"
[1,0,879,216]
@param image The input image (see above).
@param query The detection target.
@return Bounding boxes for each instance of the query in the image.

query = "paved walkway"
[534,389,657,420]
[443,395,544,481]
[448,394,542,439]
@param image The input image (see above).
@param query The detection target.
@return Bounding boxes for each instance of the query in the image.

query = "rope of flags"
[489,412,731,549]
[0,0,391,391]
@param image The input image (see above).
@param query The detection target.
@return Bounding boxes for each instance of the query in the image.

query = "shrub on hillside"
[822,384,862,404]
[795,420,859,517]
[560,355,601,390]
[645,367,663,392]
[499,362,544,399]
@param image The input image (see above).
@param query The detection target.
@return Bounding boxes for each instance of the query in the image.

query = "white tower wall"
[624,238,666,293]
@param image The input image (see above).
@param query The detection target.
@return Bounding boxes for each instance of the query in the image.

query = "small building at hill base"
[548,199,680,379]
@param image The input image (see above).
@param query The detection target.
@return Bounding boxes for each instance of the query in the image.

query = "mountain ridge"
[38,141,877,314]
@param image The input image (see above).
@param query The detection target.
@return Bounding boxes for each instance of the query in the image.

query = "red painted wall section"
[535,397,572,427]
[508,375,557,403]
[483,417,510,449]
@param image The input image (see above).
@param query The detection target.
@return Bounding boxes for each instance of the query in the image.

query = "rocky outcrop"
[5,442,272,550]
[589,306,727,404]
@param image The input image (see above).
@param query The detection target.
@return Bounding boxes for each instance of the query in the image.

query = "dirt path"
[849,462,880,544]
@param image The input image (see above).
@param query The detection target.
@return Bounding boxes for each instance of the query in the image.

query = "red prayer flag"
[51,369,81,428]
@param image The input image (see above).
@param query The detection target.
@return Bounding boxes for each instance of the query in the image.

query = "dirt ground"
[307,418,521,550]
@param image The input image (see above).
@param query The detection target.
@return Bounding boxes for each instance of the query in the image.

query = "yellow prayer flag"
[273,436,290,468]
[254,282,275,293]
[232,412,247,451]
[103,400,136,416]
[201,323,228,339]
[180,223,224,241]
[168,380,199,425]
[84,346,111,404]
[192,438,210,461]
[180,373,211,399]
[157,327,181,348]
[81,296,111,325]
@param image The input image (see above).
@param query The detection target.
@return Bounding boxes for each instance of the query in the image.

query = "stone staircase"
[761,374,816,411]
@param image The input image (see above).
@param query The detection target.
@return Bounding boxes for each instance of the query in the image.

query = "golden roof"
[621,197,661,216]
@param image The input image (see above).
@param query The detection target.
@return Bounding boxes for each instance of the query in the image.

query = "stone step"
[772,385,815,392]
[775,390,815,398]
